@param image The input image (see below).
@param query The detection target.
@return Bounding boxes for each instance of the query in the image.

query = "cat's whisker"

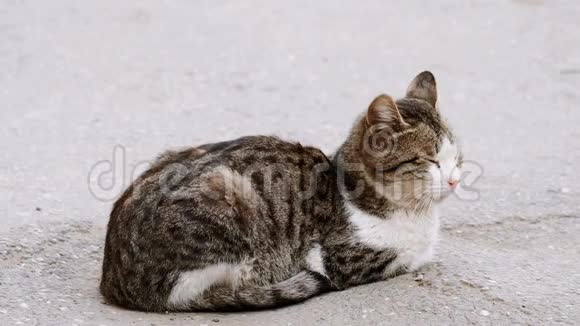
[414,197,427,216]
[412,193,431,216]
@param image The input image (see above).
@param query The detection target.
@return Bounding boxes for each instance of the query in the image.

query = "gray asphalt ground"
[1,0,579,325]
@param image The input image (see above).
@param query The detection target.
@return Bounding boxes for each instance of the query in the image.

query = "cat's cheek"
[427,165,443,198]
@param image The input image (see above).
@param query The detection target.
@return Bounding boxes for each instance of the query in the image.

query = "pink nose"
[448,180,458,188]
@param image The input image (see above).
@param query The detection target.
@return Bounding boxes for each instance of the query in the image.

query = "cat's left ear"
[366,94,407,132]
[406,71,438,107]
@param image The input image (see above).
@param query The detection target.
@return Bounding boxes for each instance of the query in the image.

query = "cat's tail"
[173,271,331,311]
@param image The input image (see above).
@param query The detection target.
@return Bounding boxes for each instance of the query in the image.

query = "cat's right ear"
[366,94,407,132]
[406,71,437,107]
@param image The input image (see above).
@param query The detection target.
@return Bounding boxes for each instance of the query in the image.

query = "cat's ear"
[406,71,437,107]
[366,94,407,132]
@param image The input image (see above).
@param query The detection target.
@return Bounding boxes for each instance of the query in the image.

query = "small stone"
[560,187,571,193]
[19,303,29,309]
[460,279,476,287]
[212,318,220,322]
[414,274,424,281]
[480,309,490,316]
[35,207,42,212]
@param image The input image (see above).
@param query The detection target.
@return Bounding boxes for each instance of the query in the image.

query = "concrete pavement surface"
[1,0,579,325]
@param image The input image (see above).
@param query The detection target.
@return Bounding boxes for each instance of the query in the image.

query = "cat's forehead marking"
[436,137,457,162]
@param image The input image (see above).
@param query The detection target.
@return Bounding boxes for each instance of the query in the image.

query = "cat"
[100,71,462,312]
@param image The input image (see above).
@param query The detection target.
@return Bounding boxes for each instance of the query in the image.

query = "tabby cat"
[100,71,462,311]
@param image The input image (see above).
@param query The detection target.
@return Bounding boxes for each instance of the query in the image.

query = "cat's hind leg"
[167,260,254,310]
[167,270,330,311]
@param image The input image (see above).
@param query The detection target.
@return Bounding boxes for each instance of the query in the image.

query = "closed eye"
[380,157,419,173]
[399,157,420,166]
[425,158,440,168]
[381,157,439,173]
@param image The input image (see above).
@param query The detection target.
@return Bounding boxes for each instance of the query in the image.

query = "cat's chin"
[433,196,449,204]
[431,189,455,203]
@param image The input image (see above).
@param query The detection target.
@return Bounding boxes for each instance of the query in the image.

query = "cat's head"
[340,71,462,211]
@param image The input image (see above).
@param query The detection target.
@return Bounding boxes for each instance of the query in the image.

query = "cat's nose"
[448,180,459,188]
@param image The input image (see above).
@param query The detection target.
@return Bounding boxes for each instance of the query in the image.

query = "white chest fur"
[346,202,440,272]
